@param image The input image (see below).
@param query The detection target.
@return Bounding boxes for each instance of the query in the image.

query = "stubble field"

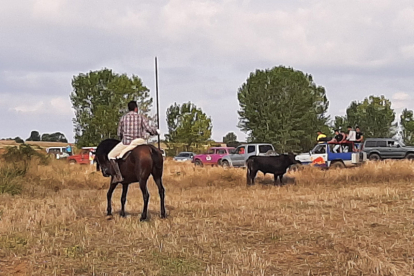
[0,158,414,275]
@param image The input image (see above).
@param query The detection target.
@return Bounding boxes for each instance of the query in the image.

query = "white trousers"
[107,138,146,159]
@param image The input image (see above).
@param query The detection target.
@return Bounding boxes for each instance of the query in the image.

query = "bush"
[2,144,49,165]
[0,166,23,195]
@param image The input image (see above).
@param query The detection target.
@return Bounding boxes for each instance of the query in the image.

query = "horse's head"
[95,138,121,178]
[95,154,112,177]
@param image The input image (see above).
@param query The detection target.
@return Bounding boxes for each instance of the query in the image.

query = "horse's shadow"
[114,205,175,218]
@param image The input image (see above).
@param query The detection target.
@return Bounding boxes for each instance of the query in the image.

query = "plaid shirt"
[117,111,157,145]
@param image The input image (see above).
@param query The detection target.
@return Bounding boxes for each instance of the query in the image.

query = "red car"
[67,147,96,165]
[193,147,235,166]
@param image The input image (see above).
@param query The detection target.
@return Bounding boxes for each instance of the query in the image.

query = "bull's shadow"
[253,175,296,186]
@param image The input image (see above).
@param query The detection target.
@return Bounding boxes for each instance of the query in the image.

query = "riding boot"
[110,159,124,184]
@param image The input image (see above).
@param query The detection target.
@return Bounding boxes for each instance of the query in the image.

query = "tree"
[41,132,68,143]
[70,68,153,147]
[165,102,212,151]
[238,66,330,152]
[400,108,414,145]
[339,95,395,138]
[26,131,41,141]
[14,137,24,144]
[333,116,347,131]
[223,132,237,144]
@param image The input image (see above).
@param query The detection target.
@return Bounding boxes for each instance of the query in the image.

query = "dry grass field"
[1,156,414,275]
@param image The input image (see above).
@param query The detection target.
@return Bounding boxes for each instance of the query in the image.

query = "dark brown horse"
[95,139,166,221]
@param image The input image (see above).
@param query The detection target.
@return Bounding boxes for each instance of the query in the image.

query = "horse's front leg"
[139,179,150,221]
[107,181,118,217]
[120,184,129,217]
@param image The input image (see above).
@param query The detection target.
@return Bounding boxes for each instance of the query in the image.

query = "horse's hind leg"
[107,181,118,216]
[153,173,166,218]
[138,178,150,221]
[120,184,129,217]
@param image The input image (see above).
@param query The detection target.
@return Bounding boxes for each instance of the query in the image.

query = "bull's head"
[287,152,298,165]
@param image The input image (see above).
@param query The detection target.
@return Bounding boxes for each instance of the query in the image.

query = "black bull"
[95,139,166,221]
[246,153,297,185]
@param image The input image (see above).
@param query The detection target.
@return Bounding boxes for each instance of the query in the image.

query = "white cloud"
[7,95,73,116]
[392,92,410,101]
[12,101,45,113]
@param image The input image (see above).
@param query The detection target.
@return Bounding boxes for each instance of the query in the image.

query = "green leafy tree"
[26,131,41,141]
[165,102,212,151]
[70,68,153,147]
[41,132,68,143]
[333,116,348,131]
[14,137,24,144]
[339,95,395,138]
[238,66,330,152]
[400,108,414,145]
[223,132,237,144]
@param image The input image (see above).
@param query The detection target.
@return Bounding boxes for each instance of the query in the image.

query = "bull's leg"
[107,181,118,216]
[249,169,258,185]
[154,176,166,218]
[278,174,284,186]
[120,183,129,217]
[246,168,251,185]
[273,174,278,185]
[139,179,150,221]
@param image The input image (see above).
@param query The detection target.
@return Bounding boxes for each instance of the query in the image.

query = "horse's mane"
[95,139,121,157]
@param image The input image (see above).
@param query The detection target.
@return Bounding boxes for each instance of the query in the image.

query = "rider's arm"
[141,115,157,136]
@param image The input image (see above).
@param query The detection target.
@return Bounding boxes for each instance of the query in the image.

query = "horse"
[94,139,166,221]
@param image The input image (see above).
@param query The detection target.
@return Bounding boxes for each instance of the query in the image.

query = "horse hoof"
[106,215,113,220]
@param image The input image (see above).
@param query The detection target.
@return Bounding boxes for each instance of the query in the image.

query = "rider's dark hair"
[128,101,138,111]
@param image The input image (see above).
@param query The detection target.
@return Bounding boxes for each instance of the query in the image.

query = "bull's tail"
[246,158,253,185]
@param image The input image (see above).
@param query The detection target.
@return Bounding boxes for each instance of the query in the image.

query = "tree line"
[69,67,414,154]
[2,131,68,144]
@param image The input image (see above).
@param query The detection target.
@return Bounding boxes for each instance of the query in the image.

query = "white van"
[46,147,69,159]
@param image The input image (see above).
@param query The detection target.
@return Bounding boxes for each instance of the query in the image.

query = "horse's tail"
[149,145,163,170]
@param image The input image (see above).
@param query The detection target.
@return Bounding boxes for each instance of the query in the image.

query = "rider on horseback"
[108,101,159,184]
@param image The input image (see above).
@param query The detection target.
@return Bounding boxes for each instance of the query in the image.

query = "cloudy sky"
[1,0,413,143]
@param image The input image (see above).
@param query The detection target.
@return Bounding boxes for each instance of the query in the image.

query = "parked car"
[193,147,235,166]
[67,147,96,164]
[46,147,69,159]
[362,138,414,161]
[220,143,276,168]
[295,141,367,169]
[173,152,195,162]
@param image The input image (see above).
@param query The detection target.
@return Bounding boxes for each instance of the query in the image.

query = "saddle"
[117,151,132,161]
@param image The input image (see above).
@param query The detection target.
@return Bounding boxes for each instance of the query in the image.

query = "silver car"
[173,152,195,162]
